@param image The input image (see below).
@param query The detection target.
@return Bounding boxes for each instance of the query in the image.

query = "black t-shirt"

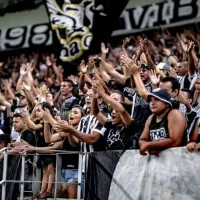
[34,120,47,147]
[103,120,138,150]
[62,138,80,169]
[132,83,153,133]
[21,129,36,146]
[123,78,135,102]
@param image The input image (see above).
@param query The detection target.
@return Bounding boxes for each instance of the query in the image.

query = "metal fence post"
[1,148,8,200]
[20,156,25,200]
[77,152,83,200]
[32,154,41,195]
[55,153,62,199]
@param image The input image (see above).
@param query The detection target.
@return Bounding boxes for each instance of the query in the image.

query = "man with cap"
[139,88,187,155]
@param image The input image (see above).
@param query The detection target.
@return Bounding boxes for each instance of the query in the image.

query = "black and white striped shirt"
[77,114,106,152]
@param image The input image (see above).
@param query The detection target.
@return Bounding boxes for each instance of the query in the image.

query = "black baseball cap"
[141,63,149,70]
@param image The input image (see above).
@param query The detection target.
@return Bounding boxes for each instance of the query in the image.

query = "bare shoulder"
[146,114,154,125]
[168,109,187,123]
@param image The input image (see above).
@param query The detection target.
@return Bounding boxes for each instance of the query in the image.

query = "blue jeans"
[61,169,85,196]
[61,169,78,184]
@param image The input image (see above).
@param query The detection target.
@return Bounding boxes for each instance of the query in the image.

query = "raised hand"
[42,108,52,123]
[93,72,105,86]
[53,121,69,133]
[39,84,49,98]
[120,55,139,74]
[20,109,29,118]
[88,57,96,70]
[169,67,177,78]
[187,40,195,53]
[180,40,188,53]
[140,38,148,53]
[122,37,130,49]
[122,37,130,56]
[25,62,33,72]
[46,56,52,67]
[78,60,88,73]
[93,80,105,96]
[101,42,109,54]
[148,70,160,86]
[180,40,194,54]
[162,48,171,57]
[20,64,27,75]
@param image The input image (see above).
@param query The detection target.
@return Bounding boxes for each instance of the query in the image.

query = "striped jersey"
[77,114,106,152]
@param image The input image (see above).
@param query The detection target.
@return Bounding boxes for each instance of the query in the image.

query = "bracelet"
[79,72,85,76]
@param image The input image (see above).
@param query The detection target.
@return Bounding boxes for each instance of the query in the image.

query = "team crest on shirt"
[150,128,169,141]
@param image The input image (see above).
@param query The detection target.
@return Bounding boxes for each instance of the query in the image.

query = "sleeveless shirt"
[149,111,170,141]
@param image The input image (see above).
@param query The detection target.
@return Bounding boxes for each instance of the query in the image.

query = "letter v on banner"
[112,0,200,36]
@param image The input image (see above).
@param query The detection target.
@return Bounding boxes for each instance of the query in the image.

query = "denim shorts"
[61,169,78,184]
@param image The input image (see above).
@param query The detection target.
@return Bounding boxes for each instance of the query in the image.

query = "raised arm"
[94,81,132,126]
[0,92,12,110]
[22,82,36,110]
[78,60,88,94]
[91,85,107,125]
[4,80,16,100]
[98,57,127,85]
[120,55,150,100]
[44,121,62,143]
[16,65,26,91]
[140,38,156,71]
[187,41,196,76]
[21,110,43,131]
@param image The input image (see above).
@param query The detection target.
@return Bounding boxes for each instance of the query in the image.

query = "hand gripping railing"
[0,147,84,200]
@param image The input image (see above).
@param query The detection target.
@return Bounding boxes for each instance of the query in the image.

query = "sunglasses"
[140,68,148,72]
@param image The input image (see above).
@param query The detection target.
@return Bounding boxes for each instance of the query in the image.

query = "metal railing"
[0,147,84,200]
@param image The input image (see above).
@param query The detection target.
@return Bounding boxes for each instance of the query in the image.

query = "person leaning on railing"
[139,88,187,156]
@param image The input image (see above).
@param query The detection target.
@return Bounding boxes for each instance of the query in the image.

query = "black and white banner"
[1,0,200,51]
[45,0,93,62]
[113,0,200,36]
[0,23,52,51]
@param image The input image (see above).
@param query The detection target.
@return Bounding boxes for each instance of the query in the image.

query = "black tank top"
[61,138,80,169]
[149,110,170,141]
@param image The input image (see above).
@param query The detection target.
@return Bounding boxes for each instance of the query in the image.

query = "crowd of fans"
[0,26,200,199]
